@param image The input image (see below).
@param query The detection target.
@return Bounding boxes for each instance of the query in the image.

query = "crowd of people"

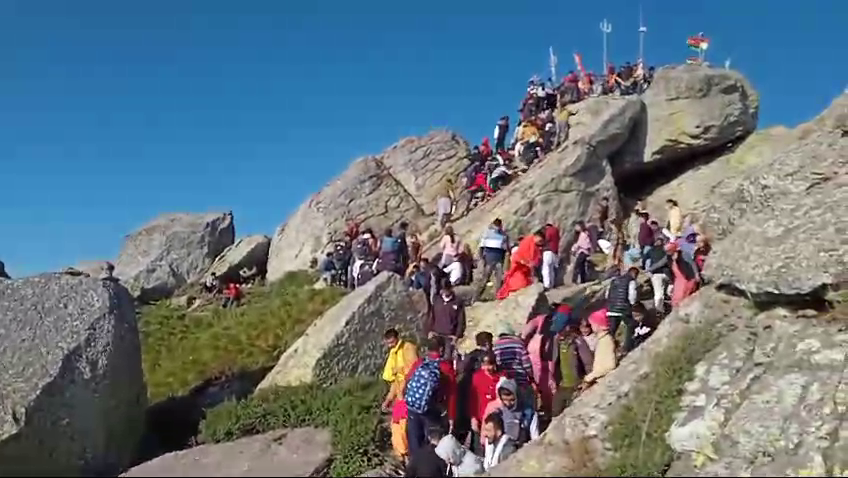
[443,60,656,219]
[366,195,712,477]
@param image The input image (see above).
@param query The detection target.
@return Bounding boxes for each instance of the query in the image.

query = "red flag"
[573,52,587,78]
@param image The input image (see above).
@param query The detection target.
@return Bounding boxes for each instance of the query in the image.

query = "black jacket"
[405,444,449,478]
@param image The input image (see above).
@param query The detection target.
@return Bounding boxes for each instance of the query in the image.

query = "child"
[631,305,654,349]
[468,352,504,454]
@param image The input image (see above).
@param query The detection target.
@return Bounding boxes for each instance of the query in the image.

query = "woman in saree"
[496,230,544,300]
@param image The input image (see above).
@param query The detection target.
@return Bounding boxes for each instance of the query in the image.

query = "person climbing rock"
[437,178,457,227]
[496,230,544,300]
[381,328,420,464]
[474,219,509,302]
[403,336,457,454]
[426,281,466,362]
[605,266,640,353]
[494,116,510,152]
[570,221,592,285]
[541,222,561,289]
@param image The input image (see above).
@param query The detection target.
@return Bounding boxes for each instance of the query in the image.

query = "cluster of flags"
[686,33,709,64]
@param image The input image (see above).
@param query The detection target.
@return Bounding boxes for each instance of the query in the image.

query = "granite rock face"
[256,273,426,390]
[486,288,750,476]
[626,65,759,175]
[114,212,235,302]
[205,234,271,284]
[266,131,470,282]
[122,428,332,477]
[666,309,848,477]
[704,94,848,297]
[0,274,147,476]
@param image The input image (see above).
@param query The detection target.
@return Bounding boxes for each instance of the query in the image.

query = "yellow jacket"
[382,340,419,402]
[584,331,617,383]
[668,206,683,237]
[518,123,539,143]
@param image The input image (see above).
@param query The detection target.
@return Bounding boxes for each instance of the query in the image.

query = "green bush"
[139,271,347,401]
[601,325,722,477]
[200,379,386,477]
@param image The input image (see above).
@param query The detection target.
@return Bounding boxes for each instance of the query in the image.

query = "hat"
[496,376,518,395]
[588,308,610,329]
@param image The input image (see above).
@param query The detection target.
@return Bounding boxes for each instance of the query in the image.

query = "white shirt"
[444,261,463,285]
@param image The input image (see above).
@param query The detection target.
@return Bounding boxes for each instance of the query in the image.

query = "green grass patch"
[600,324,722,477]
[199,379,386,477]
[139,271,347,402]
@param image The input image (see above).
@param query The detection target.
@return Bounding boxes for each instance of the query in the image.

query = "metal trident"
[600,19,612,72]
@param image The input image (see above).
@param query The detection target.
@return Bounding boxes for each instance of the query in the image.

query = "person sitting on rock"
[221,282,242,308]
[203,272,220,295]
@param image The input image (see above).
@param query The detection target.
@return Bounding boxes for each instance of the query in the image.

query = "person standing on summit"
[494,116,510,152]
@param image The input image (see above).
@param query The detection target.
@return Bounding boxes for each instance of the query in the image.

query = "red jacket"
[544,225,561,253]
[469,369,505,424]
[405,352,458,420]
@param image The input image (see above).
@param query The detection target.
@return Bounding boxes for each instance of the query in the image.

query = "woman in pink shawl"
[666,242,699,307]
[520,314,558,416]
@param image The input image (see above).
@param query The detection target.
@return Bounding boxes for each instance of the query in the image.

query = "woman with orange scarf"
[496,231,544,300]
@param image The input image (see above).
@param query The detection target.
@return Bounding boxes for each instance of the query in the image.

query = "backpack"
[380,236,401,254]
[356,261,375,287]
[404,358,442,414]
[353,237,372,260]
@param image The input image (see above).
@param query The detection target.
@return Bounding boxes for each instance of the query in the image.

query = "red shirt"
[544,225,561,253]
[469,369,505,424]
[405,352,458,420]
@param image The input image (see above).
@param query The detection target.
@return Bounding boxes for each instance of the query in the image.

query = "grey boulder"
[122,428,332,477]
[704,94,848,297]
[257,272,426,390]
[625,65,758,175]
[0,274,147,476]
[266,131,469,282]
[114,212,235,302]
[206,234,271,284]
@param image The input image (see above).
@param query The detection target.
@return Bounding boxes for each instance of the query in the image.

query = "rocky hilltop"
[0,64,845,477]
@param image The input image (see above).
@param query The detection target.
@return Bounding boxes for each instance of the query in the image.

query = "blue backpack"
[404,358,442,414]
[381,236,401,254]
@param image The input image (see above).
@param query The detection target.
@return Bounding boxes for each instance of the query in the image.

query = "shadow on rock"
[133,367,271,466]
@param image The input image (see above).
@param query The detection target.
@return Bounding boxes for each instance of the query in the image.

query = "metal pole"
[549,46,558,83]
[638,5,647,63]
[600,19,612,72]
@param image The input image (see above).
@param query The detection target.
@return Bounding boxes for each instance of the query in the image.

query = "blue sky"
[1,0,845,277]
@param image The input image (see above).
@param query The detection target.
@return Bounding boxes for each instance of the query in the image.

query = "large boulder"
[257,272,426,390]
[666,308,848,477]
[122,428,332,477]
[114,212,235,302]
[206,234,271,283]
[428,97,643,258]
[266,131,469,282]
[486,288,751,476]
[0,274,147,476]
[620,65,758,176]
[703,94,848,298]
[639,126,795,227]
